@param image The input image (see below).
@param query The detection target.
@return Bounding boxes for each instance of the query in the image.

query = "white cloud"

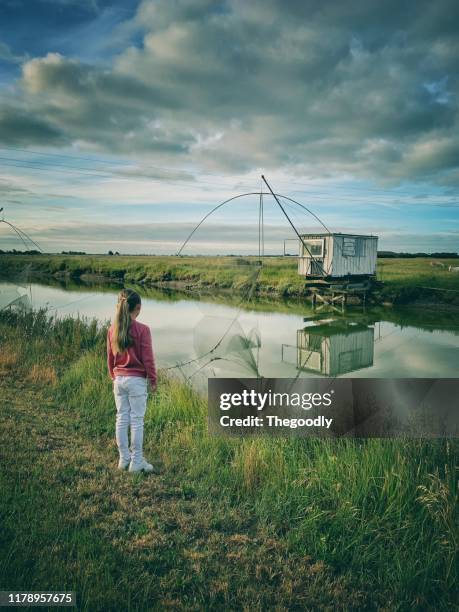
[0,0,457,187]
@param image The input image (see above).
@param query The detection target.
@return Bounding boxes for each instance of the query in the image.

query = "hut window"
[342,238,356,256]
[342,237,367,257]
[301,239,324,257]
[342,237,365,257]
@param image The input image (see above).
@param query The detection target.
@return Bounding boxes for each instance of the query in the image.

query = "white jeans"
[113,375,148,466]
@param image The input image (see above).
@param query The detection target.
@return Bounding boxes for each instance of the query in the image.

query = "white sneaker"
[118,458,130,470]
[128,458,154,473]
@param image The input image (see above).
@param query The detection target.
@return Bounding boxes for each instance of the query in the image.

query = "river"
[1,279,458,386]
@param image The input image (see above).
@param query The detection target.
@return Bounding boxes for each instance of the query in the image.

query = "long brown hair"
[111,288,141,354]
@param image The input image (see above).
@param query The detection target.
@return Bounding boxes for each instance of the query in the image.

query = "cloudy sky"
[0,0,458,254]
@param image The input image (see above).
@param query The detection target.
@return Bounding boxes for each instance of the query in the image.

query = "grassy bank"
[2,253,459,305]
[0,309,457,610]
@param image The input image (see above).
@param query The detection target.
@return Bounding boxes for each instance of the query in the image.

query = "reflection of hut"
[298,233,378,278]
[297,321,374,376]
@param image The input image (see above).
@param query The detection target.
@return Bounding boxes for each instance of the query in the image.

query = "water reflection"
[282,319,375,376]
[1,276,458,381]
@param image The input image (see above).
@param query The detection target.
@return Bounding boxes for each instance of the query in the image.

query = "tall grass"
[1,309,457,609]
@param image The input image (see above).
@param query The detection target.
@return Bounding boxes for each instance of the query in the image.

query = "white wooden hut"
[297,322,374,376]
[298,233,378,278]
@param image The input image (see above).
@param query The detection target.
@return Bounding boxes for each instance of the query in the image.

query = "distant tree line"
[0,249,458,258]
[0,249,42,255]
[378,251,459,258]
[0,249,125,255]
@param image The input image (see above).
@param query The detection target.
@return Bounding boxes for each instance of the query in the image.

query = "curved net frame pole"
[177,192,262,255]
[0,219,43,252]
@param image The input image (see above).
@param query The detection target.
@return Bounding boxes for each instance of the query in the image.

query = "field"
[0,309,457,610]
[1,254,459,305]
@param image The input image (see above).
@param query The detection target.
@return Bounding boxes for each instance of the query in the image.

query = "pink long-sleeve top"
[107,320,157,389]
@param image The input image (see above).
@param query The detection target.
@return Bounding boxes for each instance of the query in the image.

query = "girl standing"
[107,289,157,472]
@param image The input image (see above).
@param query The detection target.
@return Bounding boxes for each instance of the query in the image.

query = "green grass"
[2,253,459,304]
[0,253,307,299]
[0,309,457,610]
[376,258,459,305]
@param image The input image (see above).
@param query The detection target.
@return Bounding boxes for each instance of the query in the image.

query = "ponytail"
[111,288,141,354]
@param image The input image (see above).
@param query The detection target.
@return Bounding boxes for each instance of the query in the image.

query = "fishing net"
[0,219,34,312]
[162,257,265,386]
[0,282,31,311]
[192,315,261,377]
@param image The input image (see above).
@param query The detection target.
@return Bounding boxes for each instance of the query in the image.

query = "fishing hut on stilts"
[260,176,378,310]
[178,175,379,310]
[297,233,378,309]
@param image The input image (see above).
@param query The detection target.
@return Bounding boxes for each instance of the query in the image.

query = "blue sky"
[0,0,458,254]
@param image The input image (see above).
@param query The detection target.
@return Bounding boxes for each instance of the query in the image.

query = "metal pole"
[261,175,327,277]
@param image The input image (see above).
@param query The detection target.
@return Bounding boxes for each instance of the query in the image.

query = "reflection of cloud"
[374,334,459,377]
[392,341,459,374]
